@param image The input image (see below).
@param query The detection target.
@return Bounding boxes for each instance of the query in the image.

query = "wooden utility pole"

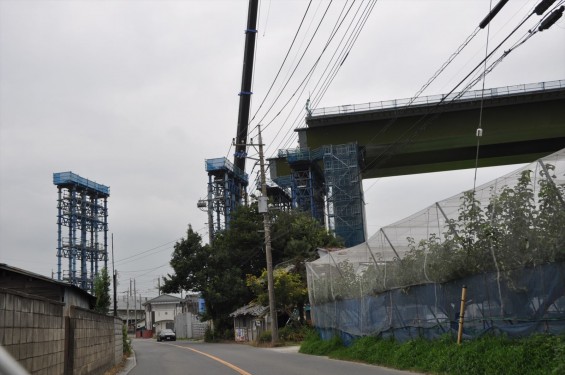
[257,125,278,344]
[134,279,137,334]
[112,234,117,317]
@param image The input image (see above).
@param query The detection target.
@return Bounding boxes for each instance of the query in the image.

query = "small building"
[229,303,269,342]
[0,263,96,310]
[143,294,183,336]
[112,294,155,333]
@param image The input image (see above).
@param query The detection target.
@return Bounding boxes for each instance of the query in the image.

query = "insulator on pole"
[539,6,564,31]
[534,0,557,16]
[479,0,509,29]
[476,128,483,137]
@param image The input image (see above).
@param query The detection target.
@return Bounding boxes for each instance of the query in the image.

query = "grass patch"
[299,332,565,374]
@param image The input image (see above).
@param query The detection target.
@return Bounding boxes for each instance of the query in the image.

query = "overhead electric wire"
[259,0,370,138]
[473,0,495,194]
[254,0,350,135]
[264,0,378,159]
[249,0,314,125]
[253,0,335,130]
[260,0,368,133]
[311,0,373,106]
[312,0,378,108]
[361,4,544,173]
[363,5,557,174]
[245,0,379,182]
[115,239,180,264]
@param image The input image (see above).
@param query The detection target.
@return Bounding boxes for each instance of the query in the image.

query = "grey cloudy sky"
[1,0,563,296]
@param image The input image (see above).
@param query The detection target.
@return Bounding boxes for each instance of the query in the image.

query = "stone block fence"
[0,288,123,375]
[174,312,209,340]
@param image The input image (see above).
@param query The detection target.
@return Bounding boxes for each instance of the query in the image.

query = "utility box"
[258,196,268,213]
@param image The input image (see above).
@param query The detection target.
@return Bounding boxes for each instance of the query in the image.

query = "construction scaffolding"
[276,143,366,247]
[286,148,325,225]
[323,143,365,247]
[204,157,248,242]
[265,182,292,212]
[53,172,109,292]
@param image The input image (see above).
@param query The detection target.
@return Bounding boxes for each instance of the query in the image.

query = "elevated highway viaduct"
[268,80,565,246]
[272,80,565,179]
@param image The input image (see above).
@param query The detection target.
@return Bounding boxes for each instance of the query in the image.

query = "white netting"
[308,149,565,305]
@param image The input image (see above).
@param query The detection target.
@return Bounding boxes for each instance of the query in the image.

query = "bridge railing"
[310,79,565,117]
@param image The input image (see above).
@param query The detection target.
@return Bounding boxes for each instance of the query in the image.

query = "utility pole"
[257,125,278,344]
[133,279,137,335]
[126,281,130,333]
[112,233,117,317]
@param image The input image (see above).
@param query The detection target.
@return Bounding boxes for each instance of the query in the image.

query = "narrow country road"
[128,338,422,375]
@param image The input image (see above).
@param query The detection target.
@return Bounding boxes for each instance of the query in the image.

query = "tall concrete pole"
[234,0,259,174]
[112,234,117,317]
[257,125,278,344]
[134,279,137,334]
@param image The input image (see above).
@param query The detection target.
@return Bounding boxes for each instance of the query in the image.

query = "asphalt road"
[128,338,422,375]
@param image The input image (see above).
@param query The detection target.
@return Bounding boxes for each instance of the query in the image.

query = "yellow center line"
[168,343,253,375]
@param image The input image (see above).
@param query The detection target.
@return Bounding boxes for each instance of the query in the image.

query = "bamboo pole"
[457,285,467,345]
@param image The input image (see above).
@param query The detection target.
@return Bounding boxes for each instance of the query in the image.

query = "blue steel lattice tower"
[53,172,109,292]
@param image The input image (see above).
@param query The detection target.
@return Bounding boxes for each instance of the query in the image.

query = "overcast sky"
[1,0,563,296]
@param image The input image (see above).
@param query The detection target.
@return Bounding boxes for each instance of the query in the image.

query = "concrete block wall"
[174,312,209,339]
[113,317,123,365]
[69,306,119,375]
[0,288,65,375]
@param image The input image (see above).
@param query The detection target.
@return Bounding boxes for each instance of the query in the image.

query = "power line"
[250,1,314,125]
[115,239,180,264]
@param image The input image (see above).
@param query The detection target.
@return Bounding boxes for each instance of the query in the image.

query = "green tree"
[162,207,342,331]
[399,165,565,285]
[270,210,343,321]
[161,207,265,333]
[161,224,210,293]
[94,267,111,314]
[246,269,307,316]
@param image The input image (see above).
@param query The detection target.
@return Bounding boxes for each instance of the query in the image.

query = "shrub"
[122,325,131,355]
[259,330,272,343]
[204,326,217,343]
[299,332,565,374]
[279,324,314,342]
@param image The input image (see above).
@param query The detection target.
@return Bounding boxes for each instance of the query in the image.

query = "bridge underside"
[267,84,564,247]
[272,87,565,179]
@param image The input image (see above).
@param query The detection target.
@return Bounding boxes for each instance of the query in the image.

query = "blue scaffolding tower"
[53,172,109,292]
[322,143,366,246]
[204,158,248,242]
[276,143,366,247]
[280,148,326,225]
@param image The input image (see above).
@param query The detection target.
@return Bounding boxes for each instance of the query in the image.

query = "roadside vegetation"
[161,206,342,339]
[300,331,565,375]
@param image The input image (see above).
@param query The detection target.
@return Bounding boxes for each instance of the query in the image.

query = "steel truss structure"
[204,158,248,242]
[266,182,293,212]
[322,143,365,247]
[285,148,325,225]
[53,172,109,292]
[278,143,366,247]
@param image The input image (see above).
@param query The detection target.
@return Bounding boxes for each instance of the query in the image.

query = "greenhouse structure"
[306,149,565,343]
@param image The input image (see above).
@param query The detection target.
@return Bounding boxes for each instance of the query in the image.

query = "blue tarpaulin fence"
[311,262,565,345]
